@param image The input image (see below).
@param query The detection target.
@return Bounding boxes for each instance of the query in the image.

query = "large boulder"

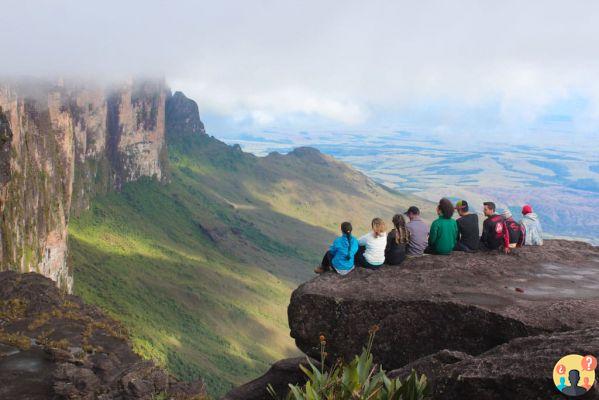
[222,357,317,400]
[391,327,599,399]
[0,271,206,399]
[288,240,599,371]
[388,350,472,386]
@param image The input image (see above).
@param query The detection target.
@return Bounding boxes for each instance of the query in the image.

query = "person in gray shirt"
[404,206,428,256]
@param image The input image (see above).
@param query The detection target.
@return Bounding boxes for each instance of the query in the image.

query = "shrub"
[269,328,428,400]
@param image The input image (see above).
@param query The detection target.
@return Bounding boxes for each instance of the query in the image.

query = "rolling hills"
[221,131,599,243]
[68,93,429,396]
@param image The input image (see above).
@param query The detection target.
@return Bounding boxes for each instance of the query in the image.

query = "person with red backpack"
[480,202,510,253]
[502,210,526,250]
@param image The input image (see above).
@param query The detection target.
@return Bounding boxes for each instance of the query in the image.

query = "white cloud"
[2,0,599,136]
[250,110,275,125]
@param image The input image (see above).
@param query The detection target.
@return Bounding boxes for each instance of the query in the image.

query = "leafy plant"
[269,328,428,400]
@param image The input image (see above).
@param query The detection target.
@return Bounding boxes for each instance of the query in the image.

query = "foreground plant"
[268,327,428,400]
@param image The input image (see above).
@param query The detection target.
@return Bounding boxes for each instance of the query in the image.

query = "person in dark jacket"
[502,210,525,249]
[480,202,510,253]
[315,221,359,274]
[454,200,479,252]
[385,214,410,265]
[425,198,458,255]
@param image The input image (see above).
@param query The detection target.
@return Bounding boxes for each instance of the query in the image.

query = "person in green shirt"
[425,198,458,255]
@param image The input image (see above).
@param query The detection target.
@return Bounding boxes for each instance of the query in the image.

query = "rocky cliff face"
[388,328,599,399]
[0,79,175,291]
[288,240,599,368]
[283,240,599,399]
[165,91,206,141]
[0,271,206,399]
[225,241,599,399]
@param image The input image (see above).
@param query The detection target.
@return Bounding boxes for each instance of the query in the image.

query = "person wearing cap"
[502,209,526,249]
[454,200,479,252]
[520,204,543,245]
[404,206,428,256]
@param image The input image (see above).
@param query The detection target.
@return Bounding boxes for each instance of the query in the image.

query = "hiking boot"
[314,266,325,274]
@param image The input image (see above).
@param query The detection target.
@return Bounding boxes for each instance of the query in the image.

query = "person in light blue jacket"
[520,204,544,245]
[314,221,359,275]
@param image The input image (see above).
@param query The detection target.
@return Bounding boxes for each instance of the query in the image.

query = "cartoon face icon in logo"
[554,354,597,396]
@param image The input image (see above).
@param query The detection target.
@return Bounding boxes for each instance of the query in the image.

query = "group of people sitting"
[314,198,544,275]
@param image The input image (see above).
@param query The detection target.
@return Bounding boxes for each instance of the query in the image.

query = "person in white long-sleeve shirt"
[356,218,387,268]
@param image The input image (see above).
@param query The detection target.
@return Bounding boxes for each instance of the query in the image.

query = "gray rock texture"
[289,240,599,370]
[0,271,206,399]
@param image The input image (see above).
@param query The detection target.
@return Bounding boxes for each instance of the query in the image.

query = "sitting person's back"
[520,205,543,245]
[357,218,387,268]
[404,206,428,256]
[454,200,479,251]
[426,198,458,255]
[315,221,358,274]
[480,201,508,251]
[502,210,525,248]
[385,214,410,265]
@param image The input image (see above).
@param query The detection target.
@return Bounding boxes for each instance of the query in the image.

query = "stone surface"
[0,271,206,399]
[222,357,317,400]
[106,80,168,189]
[0,107,12,273]
[166,91,206,141]
[390,328,599,399]
[388,350,472,388]
[288,240,599,371]
[0,106,11,188]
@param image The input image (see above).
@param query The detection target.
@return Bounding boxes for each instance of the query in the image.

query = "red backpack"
[504,218,523,245]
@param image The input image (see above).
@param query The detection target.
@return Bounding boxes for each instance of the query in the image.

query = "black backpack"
[504,218,522,244]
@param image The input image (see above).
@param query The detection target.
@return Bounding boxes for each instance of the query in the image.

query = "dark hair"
[405,206,420,216]
[341,221,352,235]
[392,214,409,244]
[483,201,496,212]
[341,222,353,260]
[456,200,469,212]
[438,198,454,219]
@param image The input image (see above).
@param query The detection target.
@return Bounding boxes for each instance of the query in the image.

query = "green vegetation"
[269,330,428,400]
[70,134,423,396]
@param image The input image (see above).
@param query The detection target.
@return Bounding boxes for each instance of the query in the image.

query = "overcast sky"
[2,0,599,145]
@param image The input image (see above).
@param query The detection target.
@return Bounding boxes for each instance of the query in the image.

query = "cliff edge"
[224,240,599,399]
[0,80,204,291]
[288,240,599,369]
[0,270,206,399]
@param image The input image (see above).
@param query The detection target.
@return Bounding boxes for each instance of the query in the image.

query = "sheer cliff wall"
[0,80,170,291]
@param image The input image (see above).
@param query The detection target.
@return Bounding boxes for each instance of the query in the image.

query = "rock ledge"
[0,271,206,399]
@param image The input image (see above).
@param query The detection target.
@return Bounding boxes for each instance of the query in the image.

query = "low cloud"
[2,0,599,138]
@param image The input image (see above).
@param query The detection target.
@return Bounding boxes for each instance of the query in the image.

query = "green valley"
[68,95,428,396]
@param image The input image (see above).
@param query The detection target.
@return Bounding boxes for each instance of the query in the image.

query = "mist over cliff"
[0,79,186,290]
